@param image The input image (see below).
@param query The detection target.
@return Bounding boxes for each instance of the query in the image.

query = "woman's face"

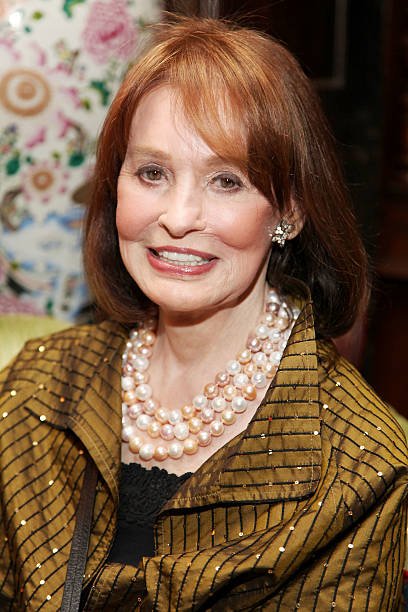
[116,86,277,317]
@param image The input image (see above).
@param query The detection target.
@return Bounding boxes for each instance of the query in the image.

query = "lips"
[147,246,217,275]
[149,246,215,266]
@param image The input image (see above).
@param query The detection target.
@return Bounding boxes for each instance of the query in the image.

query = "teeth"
[156,250,210,265]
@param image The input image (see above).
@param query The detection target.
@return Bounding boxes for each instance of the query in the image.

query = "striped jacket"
[0,300,407,611]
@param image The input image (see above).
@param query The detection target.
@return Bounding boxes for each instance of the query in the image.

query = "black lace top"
[107,462,192,566]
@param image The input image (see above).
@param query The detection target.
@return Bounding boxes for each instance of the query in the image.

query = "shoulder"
[0,319,127,398]
[316,340,407,478]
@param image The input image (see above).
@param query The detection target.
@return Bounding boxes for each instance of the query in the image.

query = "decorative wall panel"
[0,0,161,319]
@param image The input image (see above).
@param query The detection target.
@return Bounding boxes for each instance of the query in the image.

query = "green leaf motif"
[69,151,85,167]
[63,0,86,19]
[6,156,20,175]
[90,80,111,106]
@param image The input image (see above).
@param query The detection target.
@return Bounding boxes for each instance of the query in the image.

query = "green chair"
[0,314,70,371]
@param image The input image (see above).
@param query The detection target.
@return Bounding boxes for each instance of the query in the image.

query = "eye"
[212,173,243,191]
[137,165,165,183]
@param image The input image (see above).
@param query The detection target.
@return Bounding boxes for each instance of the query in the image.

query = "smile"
[147,247,217,275]
[151,249,211,266]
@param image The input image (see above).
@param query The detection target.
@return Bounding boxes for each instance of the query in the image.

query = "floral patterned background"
[0,0,161,320]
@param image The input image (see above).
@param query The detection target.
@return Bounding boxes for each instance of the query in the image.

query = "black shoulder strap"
[60,457,98,612]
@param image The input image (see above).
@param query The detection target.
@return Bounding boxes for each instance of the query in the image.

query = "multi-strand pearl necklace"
[121,288,295,462]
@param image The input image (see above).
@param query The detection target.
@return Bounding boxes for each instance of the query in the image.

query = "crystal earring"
[270,219,294,247]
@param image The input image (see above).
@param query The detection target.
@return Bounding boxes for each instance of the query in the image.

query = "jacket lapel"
[24,320,126,503]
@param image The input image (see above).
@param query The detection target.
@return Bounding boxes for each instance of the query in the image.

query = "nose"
[157,186,206,237]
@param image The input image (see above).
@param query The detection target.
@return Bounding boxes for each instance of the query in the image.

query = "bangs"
[168,57,249,174]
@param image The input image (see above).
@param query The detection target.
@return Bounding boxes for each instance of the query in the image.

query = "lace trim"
[118,462,192,526]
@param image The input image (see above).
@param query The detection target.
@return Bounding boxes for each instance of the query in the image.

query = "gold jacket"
[0,300,407,611]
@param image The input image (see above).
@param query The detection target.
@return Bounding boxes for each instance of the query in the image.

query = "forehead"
[128,85,248,167]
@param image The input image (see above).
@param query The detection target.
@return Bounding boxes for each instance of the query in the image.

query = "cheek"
[116,180,151,241]
[215,202,275,251]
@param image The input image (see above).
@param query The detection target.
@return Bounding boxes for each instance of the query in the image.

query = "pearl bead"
[237,349,252,364]
[168,441,184,459]
[121,376,135,391]
[203,383,218,399]
[255,324,269,339]
[147,421,161,438]
[232,396,248,413]
[135,383,152,401]
[266,301,279,314]
[215,371,229,387]
[136,414,152,431]
[200,407,214,423]
[128,435,143,453]
[262,340,274,355]
[188,417,202,434]
[262,361,276,378]
[242,384,257,401]
[130,355,149,371]
[270,351,281,363]
[122,363,134,375]
[122,389,137,404]
[139,346,152,358]
[247,336,262,352]
[264,312,274,325]
[252,372,267,388]
[181,404,195,419]
[168,409,183,425]
[226,360,241,375]
[184,437,199,455]
[212,396,226,412]
[252,352,267,367]
[243,363,257,377]
[210,420,224,436]
[128,403,143,419]
[142,330,156,346]
[223,384,237,401]
[276,316,289,331]
[174,422,190,440]
[121,425,133,442]
[139,443,154,461]
[154,445,169,461]
[134,371,149,384]
[144,398,158,415]
[221,408,236,425]
[193,394,208,410]
[155,407,169,424]
[160,424,175,440]
[197,430,211,446]
[121,402,128,417]
[233,373,249,388]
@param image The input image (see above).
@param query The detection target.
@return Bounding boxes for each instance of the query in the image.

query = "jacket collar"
[164,298,321,510]
[25,299,321,508]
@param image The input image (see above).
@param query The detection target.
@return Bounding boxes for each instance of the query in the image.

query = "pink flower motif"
[82,0,137,64]
[0,293,42,315]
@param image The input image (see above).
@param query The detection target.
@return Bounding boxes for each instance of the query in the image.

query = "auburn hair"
[84,15,369,338]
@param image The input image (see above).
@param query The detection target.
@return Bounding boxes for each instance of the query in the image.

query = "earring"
[270,219,294,247]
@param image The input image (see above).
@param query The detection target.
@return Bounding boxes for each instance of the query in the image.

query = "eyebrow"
[126,146,172,162]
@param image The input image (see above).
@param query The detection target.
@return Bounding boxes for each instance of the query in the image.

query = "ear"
[285,197,304,240]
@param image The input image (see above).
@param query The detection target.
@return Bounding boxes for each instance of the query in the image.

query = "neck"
[155,281,268,372]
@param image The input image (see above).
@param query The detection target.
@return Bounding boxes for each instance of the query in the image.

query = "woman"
[0,16,406,611]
